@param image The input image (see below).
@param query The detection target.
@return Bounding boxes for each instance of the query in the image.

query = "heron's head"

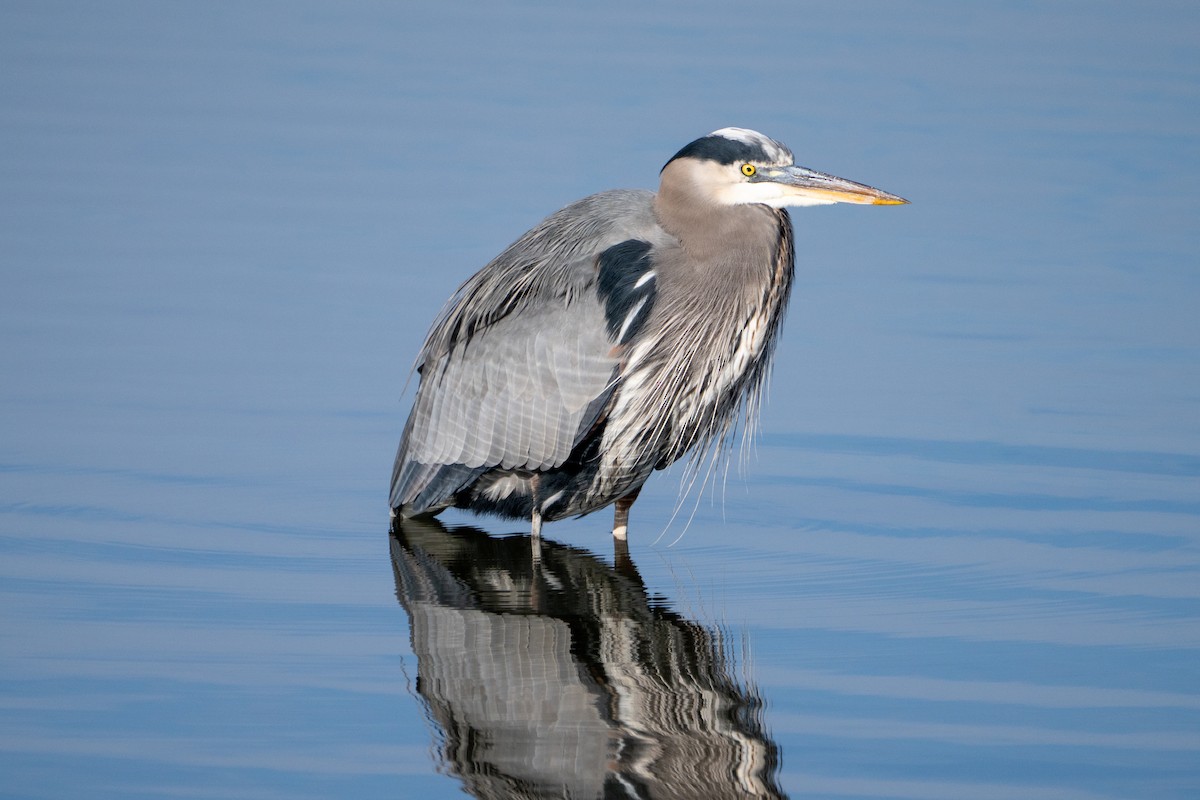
[661,127,907,208]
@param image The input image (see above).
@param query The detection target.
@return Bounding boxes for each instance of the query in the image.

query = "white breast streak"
[595,337,657,485]
[594,303,771,492]
[692,307,771,416]
[540,489,565,511]
[617,297,649,343]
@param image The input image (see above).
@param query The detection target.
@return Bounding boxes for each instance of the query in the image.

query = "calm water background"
[2,2,1198,798]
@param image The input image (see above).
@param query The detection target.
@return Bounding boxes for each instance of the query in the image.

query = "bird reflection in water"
[390,517,786,799]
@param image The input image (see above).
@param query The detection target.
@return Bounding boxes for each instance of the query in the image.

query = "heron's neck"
[653,189,789,291]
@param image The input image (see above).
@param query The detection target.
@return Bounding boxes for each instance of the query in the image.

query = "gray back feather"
[392,189,662,511]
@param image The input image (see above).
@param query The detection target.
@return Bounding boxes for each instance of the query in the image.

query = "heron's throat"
[653,187,788,285]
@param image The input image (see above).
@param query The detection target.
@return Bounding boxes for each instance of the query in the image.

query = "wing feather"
[391,189,663,513]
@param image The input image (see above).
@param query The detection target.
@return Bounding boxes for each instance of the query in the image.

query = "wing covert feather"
[392,188,663,511]
[408,299,616,472]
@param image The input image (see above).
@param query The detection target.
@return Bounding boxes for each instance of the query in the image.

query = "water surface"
[1,2,1198,798]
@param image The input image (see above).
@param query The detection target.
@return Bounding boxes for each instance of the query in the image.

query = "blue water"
[2,2,1198,798]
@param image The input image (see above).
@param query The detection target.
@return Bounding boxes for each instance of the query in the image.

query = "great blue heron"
[391,128,906,539]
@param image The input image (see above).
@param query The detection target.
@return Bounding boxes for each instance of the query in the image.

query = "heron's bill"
[769,165,908,206]
[801,187,909,205]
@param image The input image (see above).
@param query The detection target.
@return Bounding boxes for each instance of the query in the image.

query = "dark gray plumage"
[391,128,907,539]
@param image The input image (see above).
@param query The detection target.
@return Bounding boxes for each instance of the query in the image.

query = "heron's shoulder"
[597,239,657,346]
[525,188,659,247]
[563,188,656,216]
[417,191,658,363]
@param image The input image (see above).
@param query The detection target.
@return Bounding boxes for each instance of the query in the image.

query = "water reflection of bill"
[390,518,787,799]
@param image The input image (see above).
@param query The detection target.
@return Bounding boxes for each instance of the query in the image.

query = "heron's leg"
[530,523,543,567]
[612,488,641,541]
[524,474,544,603]
[530,474,543,540]
[613,535,632,574]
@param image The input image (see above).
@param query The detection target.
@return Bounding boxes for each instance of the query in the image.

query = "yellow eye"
[741,163,756,177]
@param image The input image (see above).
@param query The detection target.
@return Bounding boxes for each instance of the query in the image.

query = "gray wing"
[391,189,662,513]
[411,297,615,472]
